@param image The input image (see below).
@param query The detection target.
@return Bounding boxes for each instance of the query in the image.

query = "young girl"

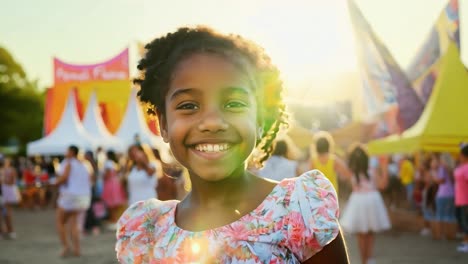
[116,26,348,263]
[340,144,390,264]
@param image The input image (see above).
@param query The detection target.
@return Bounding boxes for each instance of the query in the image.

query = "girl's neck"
[187,168,254,209]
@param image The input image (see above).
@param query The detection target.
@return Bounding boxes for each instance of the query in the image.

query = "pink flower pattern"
[116,170,339,263]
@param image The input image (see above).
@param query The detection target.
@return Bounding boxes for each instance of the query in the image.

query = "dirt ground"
[0,208,467,264]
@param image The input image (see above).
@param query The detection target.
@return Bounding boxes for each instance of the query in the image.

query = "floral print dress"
[116,170,340,263]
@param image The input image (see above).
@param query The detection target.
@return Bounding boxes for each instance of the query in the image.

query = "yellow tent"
[368,42,468,154]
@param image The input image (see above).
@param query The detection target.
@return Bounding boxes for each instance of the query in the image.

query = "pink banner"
[54,48,129,85]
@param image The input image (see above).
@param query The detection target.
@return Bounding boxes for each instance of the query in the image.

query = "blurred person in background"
[419,157,434,237]
[454,145,468,253]
[384,155,403,210]
[0,158,20,239]
[153,148,178,201]
[21,159,38,209]
[96,146,107,173]
[340,144,390,264]
[257,140,299,181]
[399,155,416,209]
[101,150,126,230]
[422,155,440,239]
[310,131,352,195]
[83,150,103,236]
[432,153,457,240]
[55,145,92,257]
[123,144,162,206]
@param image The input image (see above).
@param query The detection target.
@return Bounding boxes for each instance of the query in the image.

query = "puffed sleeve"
[115,199,162,264]
[285,170,340,261]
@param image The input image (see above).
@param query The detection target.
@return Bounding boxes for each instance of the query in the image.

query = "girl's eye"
[176,102,199,110]
[225,101,248,109]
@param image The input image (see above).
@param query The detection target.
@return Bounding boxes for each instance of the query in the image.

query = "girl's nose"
[197,108,229,133]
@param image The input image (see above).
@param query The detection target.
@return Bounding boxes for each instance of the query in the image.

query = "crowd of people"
[393,149,468,253]
[0,142,188,256]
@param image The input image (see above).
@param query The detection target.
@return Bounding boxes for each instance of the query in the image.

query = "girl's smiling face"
[159,52,259,182]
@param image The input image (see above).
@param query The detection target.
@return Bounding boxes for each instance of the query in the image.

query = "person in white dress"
[340,144,391,264]
[123,144,162,206]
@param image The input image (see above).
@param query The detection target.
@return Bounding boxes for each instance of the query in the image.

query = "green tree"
[0,46,44,153]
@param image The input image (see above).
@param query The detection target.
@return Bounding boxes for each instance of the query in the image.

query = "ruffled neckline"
[169,178,291,234]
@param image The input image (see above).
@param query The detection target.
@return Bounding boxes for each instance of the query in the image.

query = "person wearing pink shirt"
[454,145,468,253]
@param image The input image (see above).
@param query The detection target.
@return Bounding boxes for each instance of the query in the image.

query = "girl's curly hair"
[134,26,288,167]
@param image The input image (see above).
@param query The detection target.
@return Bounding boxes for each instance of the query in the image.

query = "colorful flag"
[407,0,460,104]
[348,0,424,134]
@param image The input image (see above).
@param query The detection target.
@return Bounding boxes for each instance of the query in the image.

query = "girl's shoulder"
[276,170,340,260]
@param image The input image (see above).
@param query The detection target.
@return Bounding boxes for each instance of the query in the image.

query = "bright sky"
[0,0,451,102]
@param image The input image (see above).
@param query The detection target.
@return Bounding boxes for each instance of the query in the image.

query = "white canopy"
[82,92,124,152]
[27,90,98,156]
[115,88,173,162]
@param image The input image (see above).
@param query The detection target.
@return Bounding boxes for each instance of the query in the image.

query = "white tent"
[115,88,173,162]
[82,92,124,152]
[27,90,98,156]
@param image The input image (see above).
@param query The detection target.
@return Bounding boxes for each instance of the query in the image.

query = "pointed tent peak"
[115,87,151,139]
[55,88,83,134]
[417,43,468,137]
[27,89,98,156]
[82,90,112,136]
[82,90,124,152]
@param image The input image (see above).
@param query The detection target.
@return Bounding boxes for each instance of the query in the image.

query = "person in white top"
[123,144,162,206]
[55,145,92,258]
[257,140,298,181]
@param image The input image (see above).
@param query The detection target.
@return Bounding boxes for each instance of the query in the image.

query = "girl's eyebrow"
[225,86,252,96]
[168,88,199,101]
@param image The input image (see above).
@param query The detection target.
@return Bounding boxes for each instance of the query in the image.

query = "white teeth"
[194,143,230,152]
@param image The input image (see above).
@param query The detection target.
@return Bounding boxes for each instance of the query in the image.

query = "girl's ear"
[157,112,169,143]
